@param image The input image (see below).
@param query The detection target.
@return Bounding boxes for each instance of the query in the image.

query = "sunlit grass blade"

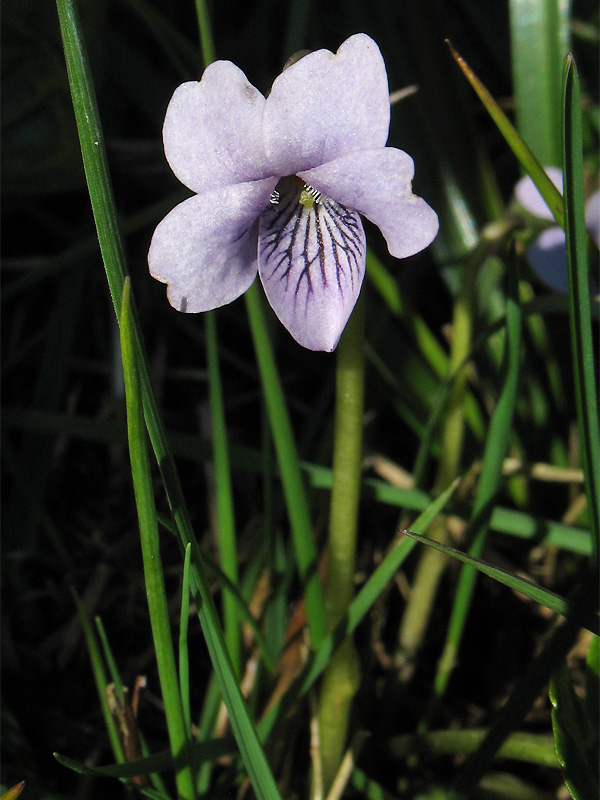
[399,531,598,635]
[258,478,460,742]
[447,40,564,228]
[120,278,195,800]
[434,250,523,697]
[245,283,326,647]
[509,0,570,166]
[562,54,600,565]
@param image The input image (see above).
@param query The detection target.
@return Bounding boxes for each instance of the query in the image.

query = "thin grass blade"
[399,531,598,635]
[562,54,600,565]
[447,41,564,228]
[55,4,284,794]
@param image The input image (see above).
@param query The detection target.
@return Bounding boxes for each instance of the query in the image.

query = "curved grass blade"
[447,40,564,228]
[399,531,598,635]
[562,54,600,565]
[53,735,234,779]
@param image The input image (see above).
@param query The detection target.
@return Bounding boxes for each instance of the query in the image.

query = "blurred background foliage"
[2,0,598,798]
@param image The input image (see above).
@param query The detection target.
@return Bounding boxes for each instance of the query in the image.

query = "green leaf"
[399,530,598,636]
[55,3,284,795]
[509,0,570,166]
[0,781,26,800]
[550,653,600,800]
[562,54,600,565]
[447,41,564,228]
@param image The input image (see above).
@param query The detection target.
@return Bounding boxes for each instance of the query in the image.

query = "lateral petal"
[163,63,271,194]
[263,34,390,176]
[300,148,438,258]
[148,179,276,313]
[258,177,366,351]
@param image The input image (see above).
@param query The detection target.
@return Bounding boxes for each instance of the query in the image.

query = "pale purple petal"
[149,178,276,312]
[585,190,600,248]
[162,63,271,194]
[515,167,563,221]
[263,34,390,176]
[299,149,438,258]
[528,226,569,293]
[258,177,366,351]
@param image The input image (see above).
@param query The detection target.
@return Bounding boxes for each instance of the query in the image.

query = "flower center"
[270,178,324,209]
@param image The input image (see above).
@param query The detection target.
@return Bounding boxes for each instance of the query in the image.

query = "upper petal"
[258,176,366,351]
[263,34,390,176]
[515,167,563,221]
[300,148,438,258]
[148,178,276,312]
[163,63,271,194]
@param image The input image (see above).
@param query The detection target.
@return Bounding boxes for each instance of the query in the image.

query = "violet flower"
[148,34,438,351]
[515,166,600,293]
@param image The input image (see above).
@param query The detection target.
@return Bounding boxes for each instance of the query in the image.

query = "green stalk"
[205,311,241,677]
[316,294,365,794]
[120,280,196,800]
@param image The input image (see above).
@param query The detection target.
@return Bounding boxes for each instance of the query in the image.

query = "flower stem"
[317,293,365,794]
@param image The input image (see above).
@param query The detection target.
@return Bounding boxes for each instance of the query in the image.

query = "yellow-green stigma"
[299,183,323,209]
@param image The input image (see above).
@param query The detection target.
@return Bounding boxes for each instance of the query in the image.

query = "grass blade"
[245,283,326,646]
[205,311,241,676]
[55,4,284,795]
[399,531,598,635]
[447,41,564,228]
[562,54,600,565]
[120,279,195,800]
[509,0,570,165]
[258,478,460,742]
